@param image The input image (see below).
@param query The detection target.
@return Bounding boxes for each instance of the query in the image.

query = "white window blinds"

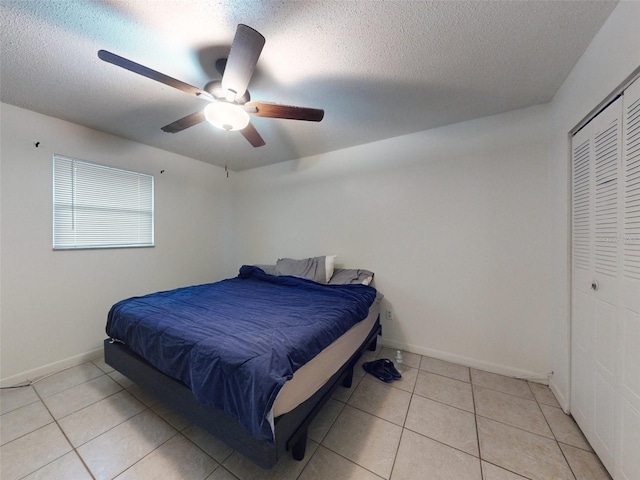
[53,155,154,249]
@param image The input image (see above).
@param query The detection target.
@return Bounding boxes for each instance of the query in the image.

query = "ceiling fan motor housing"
[204,81,250,104]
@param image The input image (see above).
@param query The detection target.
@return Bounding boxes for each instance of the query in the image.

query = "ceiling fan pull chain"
[225,130,230,178]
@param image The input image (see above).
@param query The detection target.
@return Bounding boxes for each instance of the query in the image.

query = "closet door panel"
[571,96,621,476]
[619,77,640,480]
[572,343,594,429]
[571,124,595,434]
[594,371,615,459]
[595,301,616,377]
[620,399,640,480]
[590,97,621,472]
[622,309,640,405]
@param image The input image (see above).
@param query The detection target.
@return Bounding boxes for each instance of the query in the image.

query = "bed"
[104,260,381,469]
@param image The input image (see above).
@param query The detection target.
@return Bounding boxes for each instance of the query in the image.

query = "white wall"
[547,1,640,409]
[232,104,552,378]
[0,103,234,384]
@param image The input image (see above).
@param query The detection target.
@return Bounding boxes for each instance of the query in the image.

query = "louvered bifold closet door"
[571,77,640,480]
[619,77,640,480]
[571,97,622,476]
[571,121,595,444]
[573,131,591,272]
[591,98,621,473]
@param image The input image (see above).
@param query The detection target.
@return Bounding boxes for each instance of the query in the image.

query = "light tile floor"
[0,347,612,480]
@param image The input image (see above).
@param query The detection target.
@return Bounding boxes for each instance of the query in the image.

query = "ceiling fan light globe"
[204,102,250,131]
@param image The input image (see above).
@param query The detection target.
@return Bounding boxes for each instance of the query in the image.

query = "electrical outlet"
[386,308,393,321]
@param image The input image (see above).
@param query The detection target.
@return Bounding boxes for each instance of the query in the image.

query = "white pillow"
[325,255,336,283]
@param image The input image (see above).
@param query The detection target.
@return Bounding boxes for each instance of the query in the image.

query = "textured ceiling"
[1,0,617,171]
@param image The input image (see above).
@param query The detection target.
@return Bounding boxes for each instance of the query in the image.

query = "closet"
[571,77,640,480]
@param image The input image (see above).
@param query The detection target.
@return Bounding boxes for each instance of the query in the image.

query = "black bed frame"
[103,317,381,470]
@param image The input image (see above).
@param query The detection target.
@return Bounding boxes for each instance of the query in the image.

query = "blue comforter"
[106,265,377,442]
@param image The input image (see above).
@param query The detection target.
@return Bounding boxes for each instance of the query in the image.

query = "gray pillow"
[254,264,276,275]
[274,256,329,283]
[328,268,374,285]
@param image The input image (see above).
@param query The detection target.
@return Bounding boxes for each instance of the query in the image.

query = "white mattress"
[273,299,380,416]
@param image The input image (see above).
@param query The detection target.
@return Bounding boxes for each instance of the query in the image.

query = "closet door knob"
[591,280,599,291]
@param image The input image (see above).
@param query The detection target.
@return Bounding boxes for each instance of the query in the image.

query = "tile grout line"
[72,406,178,478]
[30,381,97,480]
[530,381,579,480]
[532,397,598,454]
[58,392,219,480]
[295,443,385,480]
[312,357,406,480]
[31,363,106,399]
[218,384,352,479]
[399,423,482,461]
[473,411,563,443]
[471,369,581,479]
[386,427,406,480]
[481,459,535,480]
[15,364,185,480]
[470,374,484,480]
[0,401,54,448]
[417,367,472,385]
[341,378,484,476]
[471,380,577,442]
[0,395,41,417]
[471,383,538,402]
[473,376,545,480]
[179,427,234,469]
[358,353,487,478]
[386,366,415,480]
[411,387,475,415]
[319,399,399,478]
[108,430,183,480]
[343,387,408,428]
[48,387,126,424]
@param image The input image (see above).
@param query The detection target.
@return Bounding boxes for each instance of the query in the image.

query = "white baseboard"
[379,338,551,385]
[1,348,103,388]
[549,376,570,413]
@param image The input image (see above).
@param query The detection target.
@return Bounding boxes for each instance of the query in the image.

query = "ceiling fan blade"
[240,121,266,147]
[221,25,265,99]
[98,50,214,101]
[215,58,227,76]
[246,101,324,122]
[161,111,206,133]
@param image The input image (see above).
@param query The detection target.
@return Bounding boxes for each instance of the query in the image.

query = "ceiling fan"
[98,24,324,147]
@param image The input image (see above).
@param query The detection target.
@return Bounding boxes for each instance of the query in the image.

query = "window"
[53,155,154,249]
